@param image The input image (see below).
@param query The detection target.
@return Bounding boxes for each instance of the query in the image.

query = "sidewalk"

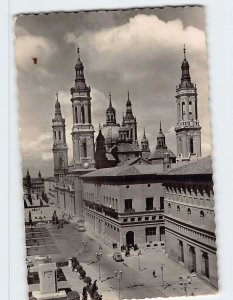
[82,222,217,298]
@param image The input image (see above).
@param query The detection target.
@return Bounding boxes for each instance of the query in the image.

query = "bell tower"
[70,48,95,170]
[124,91,137,142]
[175,46,201,160]
[52,93,68,178]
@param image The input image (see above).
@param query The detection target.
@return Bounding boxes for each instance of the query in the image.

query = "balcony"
[84,199,118,220]
[124,208,135,213]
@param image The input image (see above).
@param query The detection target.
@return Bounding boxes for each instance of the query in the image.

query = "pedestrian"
[152,270,157,278]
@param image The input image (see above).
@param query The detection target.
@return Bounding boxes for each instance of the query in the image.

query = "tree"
[83,276,92,286]
[82,287,88,300]
[90,280,98,297]
[79,269,86,279]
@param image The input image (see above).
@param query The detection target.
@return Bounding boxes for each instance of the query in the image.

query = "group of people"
[119,243,139,256]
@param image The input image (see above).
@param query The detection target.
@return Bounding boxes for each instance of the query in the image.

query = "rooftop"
[164,156,212,176]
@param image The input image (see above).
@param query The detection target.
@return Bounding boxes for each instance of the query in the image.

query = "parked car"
[113,252,123,262]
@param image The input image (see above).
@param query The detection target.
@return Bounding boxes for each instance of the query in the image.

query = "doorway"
[126,231,134,246]
[188,246,196,273]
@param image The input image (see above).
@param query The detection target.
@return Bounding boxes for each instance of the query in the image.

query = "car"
[77,224,85,232]
[113,252,123,262]
[36,221,47,227]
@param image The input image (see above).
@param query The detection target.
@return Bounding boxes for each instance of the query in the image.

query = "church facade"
[49,48,220,288]
[52,46,202,219]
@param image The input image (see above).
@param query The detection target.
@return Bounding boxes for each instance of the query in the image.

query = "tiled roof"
[117,142,141,153]
[82,163,163,179]
[164,156,212,176]
[148,148,176,160]
[142,152,151,160]
[119,156,150,167]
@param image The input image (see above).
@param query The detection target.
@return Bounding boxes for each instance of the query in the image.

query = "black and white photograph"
[15,6,218,300]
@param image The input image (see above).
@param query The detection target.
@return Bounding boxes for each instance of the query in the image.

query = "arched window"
[200,210,205,225]
[187,208,191,221]
[190,138,194,154]
[130,128,133,140]
[75,107,78,123]
[177,205,180,217]
[81,105,85,124]
[58,131,61,140]
[189,101,192,115]
[54,131,56,140]
[168,203,171,214]
[201,252,209,278]
[182,102,185,118]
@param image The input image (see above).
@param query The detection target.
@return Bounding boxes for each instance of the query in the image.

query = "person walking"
[152,270,157,278]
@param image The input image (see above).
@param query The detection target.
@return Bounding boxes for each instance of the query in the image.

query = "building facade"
[23,170,45,197]
[81,164,166,248]
[162,156,218,287]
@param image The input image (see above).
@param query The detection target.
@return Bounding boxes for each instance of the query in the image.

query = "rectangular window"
[152,216,156,220]
[160,197,164,210]
[159,216,163,220]
[123,218,127,223]
[131,218,135,222]
[146,197,154,210]
[124,199,132,210]
[145,216,149,221]
[138,217,142,221]
[146,227,157,236]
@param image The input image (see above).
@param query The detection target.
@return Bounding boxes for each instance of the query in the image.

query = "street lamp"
[137,250,142,271]
[82,241,87,253]
[179,276,192,296]
[160,264,164,288]
[114,270,123,300]
[96,252,102,280]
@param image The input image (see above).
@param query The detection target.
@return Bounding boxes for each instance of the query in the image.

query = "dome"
[106,105,115,113]
[101,125,120,143]
[141,136,148,143]
[181,58,189,68]
[75,58,84,70]
[157,131,165,138]
[55,100,60,109]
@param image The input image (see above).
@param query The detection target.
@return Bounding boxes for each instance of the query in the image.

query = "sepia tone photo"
[15,6,218,300]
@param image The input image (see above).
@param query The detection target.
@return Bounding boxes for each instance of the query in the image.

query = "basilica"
[52,46,201,179]
[47,46,218,287]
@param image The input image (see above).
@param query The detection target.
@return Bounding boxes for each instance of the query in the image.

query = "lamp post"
[114,270,123,300]
[83,241,87,253]
[179,276,192,296]
[160,264,164,288]
[138,250,142,271]
[96,252,102,280]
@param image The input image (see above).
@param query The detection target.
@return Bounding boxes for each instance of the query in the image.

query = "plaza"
[26,205,217,299]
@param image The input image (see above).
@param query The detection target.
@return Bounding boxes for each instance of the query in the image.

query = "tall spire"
[159,120,162,132]
[109,91,112,107]
[183,44,186,59]
[143,128,146,137]
[180,45,193,88]
[55,92,61,117]
[72,46,89,93]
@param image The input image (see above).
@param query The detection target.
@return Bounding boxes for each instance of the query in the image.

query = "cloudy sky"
[15,6,211,178]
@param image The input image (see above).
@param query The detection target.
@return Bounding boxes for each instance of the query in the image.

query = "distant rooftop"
[164,156,212,176]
